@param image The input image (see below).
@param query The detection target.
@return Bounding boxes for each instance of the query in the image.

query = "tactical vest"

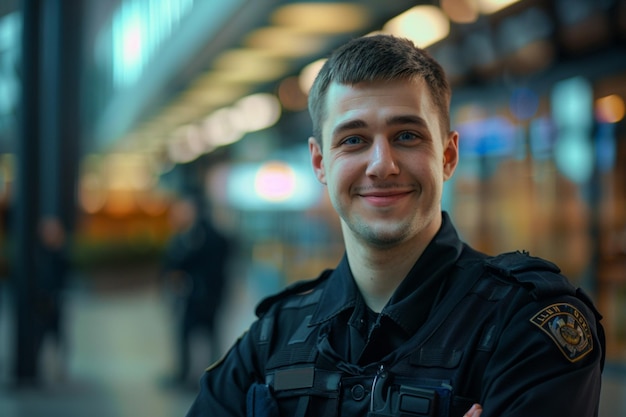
[247,251,603,417]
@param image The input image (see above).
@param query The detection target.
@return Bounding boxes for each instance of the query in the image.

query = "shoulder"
[454,248,575,302]
[457,249,596,321]
[482,250,575,299]
[480,250,602,324]
[483,251,604,364]
[254,269,333,317]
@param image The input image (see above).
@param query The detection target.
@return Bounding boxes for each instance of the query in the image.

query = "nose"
[365,139,400,179]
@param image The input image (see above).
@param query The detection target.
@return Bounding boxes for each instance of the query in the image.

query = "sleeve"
[479,294,604,417]
[185,319,264,417]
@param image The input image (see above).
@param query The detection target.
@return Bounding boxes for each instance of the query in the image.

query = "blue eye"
[397,131,418,141]
[342,136,363,145]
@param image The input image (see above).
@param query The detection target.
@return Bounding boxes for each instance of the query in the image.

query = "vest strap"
[294,396,310,417]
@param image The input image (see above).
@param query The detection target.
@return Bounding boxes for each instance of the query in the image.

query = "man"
[36,216,70,381]
[186,35,604,417]
[162,197,231,387]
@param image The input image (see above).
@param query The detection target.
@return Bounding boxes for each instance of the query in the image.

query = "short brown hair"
[307,34,451,142]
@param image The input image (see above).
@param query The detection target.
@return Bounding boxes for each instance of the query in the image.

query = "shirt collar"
[311,212,465,335]
[383,211,464,334]
[310,253,357,325]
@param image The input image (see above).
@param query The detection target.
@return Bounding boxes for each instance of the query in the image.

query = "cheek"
[325,162,346,191]
[325,159,357,197]
[409,159,445,191]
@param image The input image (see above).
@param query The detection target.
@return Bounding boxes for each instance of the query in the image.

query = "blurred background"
[0,0,625,416]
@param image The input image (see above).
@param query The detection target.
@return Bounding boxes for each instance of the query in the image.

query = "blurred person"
[36,216,70,381]
[186,35,604,417]
[161,196,231,388]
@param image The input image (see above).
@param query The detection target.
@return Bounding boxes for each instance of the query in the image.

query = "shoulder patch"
[530,303,593,363]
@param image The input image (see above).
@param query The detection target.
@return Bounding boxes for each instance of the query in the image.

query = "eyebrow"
[331,119,368,139]
[386,114,428,128]
[331,114,428,138]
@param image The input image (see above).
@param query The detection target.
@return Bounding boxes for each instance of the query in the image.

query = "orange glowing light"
[595,94,625,124]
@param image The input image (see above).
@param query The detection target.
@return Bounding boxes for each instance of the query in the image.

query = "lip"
[359,190,412,207]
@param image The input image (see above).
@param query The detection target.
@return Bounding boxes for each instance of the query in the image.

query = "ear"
[309,136,326,185]
[443,131,459,181]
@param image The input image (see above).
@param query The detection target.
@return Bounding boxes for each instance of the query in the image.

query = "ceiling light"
[478,0,522,14]
[271,3,370,34]
[167,125,210,164]
[160,102,206,126]
[213,49,289,82]
[233,93,282,132]
[245,27,329,58]
[441,0,479,23]
[202,108,245,148]
[383,6,450,48]
[299,58,327,94]
[182,82,250,107]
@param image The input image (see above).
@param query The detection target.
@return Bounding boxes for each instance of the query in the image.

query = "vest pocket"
[266,366,343,417]
[371,374,454,417]
[410,348,463,368]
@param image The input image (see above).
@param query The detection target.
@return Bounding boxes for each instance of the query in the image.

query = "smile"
[359,190,412,207]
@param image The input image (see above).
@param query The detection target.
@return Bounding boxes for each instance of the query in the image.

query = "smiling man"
[309,78,458,313]
[186,35,604,417]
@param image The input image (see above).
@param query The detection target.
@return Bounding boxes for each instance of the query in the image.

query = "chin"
[359,224,412,248]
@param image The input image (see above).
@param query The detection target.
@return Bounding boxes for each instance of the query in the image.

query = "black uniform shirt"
[321,212,464,365]
[186,212,604,417]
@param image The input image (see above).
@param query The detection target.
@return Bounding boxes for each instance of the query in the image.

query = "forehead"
[321,79,439,137]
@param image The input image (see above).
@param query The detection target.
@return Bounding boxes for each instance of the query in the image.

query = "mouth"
[358,189,413,207]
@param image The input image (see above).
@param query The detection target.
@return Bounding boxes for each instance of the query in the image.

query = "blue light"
[551,76,593,128]
[554,130,593,184]
[110,0,196,88]
[595,123,616,173]
[551,77,594,183]
[509,87,539,121]
[529,117,555,160]
[457,116,516,157]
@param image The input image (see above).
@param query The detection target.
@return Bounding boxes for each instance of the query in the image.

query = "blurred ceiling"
[3,0,625,164]
[84,0,625,164]
[87,0,426,155]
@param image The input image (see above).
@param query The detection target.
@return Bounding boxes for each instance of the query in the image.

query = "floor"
[0,268,259,417]
[0,270,625,417]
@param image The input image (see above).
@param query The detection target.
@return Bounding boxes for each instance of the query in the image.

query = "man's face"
[309,79,458,248]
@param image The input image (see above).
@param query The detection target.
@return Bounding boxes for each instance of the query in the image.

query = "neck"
[344,215,442,313]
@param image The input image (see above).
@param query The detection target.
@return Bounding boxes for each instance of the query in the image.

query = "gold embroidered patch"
[530,303,593,363]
